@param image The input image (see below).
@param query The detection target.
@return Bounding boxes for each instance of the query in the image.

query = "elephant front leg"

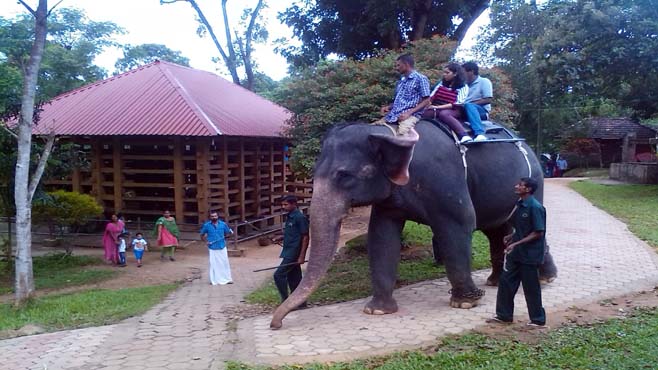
[363,210,404,315]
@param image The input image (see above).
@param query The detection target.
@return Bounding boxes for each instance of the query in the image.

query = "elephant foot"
[485,273,499,287]
[449,297,479,309]
[449,288,485,309]
[363,297,398,315]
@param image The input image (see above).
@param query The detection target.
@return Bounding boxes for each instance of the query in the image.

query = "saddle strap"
[450,131,469,181]
[515,141,532,178]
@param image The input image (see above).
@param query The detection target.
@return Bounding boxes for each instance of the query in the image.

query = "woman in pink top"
[423,63,471,143]
[102,214,123,264]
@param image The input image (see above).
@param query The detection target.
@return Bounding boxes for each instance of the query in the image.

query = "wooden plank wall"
[44,136,312,231]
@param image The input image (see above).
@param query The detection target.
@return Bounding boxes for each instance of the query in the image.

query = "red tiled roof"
[33,61,290,137]
[587,117,658,140]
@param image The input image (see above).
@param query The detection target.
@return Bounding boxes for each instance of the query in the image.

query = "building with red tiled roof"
[42,61,310,231]
[35,60,289,137]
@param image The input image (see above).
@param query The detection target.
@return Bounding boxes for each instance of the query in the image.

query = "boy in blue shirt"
[200,210,234,285]
[462,61,493,142]
[131,232,148,267]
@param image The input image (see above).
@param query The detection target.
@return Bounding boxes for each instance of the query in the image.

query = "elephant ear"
[368,128,419,186]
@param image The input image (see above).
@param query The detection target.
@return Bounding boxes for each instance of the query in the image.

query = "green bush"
[33,190,102,237]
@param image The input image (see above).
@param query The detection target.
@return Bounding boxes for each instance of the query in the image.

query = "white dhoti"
[208,248,232,285]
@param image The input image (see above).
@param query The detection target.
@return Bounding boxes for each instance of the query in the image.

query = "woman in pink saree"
[102,214,123,264]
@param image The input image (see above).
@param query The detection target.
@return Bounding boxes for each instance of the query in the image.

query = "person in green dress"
[155,210,180,262]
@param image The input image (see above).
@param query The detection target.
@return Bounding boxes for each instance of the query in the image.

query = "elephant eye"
[334,169,355,186]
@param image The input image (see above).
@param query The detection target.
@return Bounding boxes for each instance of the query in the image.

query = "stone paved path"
[2,179,658,369]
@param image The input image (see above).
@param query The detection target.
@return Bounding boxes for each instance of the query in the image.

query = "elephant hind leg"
[431,235,443,265]
[431,222,483,309]
[539,243,558,283]
[481,223,513,286]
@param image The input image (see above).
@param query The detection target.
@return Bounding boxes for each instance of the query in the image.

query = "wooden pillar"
[255,141,262,216]
[222,138,230,219]
[71,168,81,193]
[269,142,275,215]
[173,137,184,221]
[91,138,104,204]
[196,137,210,221]
[238,138,245,221]
[622,133,637,163]
[283,143,289,193]
[112,137,123,212]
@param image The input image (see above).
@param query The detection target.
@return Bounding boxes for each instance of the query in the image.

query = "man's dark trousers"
[496,257,546,325]
[274,257,302,300]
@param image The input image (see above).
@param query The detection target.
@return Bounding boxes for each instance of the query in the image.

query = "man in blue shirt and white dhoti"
[200,210,234,285]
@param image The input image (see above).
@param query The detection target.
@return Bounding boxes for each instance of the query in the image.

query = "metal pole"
[536,80,543,157]
[6,216,11,249]
[6,216,11,261]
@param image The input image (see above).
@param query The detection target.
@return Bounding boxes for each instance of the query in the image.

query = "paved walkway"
[2,179,658,369]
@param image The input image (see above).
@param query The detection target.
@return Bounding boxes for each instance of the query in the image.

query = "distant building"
[35,61,310,231]
[586,117,657,166]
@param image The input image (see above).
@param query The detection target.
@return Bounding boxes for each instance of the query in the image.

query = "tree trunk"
[410,0,432,41]
[220,0,241,86]
[14,0,49,304]
[452,0,490,43]
[243,0,264,91]
[165,0,242,85]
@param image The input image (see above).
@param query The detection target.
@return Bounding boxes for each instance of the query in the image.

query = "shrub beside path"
[2,179,658,369]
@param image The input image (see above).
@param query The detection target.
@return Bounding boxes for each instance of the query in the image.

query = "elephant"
[270,120,558,329]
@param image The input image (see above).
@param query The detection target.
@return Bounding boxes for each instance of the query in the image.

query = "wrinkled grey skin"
[270,121,557,329]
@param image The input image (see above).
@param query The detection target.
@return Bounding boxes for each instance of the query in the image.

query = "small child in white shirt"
[117,233,128,267]
[131,232,148,267]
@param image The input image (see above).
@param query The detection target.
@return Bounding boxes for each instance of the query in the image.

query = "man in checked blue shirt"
[375,54,431,136]
[200,210,234,285]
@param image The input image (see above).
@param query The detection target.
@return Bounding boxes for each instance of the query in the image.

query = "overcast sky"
[1,0,489,81]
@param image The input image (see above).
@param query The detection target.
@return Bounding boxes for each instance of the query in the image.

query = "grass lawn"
[0,284,178,332]
[245,222,490,306]
[570,180,658,249]
[227,307,658,370]
[0,253,117,295]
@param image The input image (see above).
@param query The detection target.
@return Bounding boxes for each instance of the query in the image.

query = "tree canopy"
[477,0,658,153]
[114,43,190,73]
[277,0,490,67]
[0,7,123,107]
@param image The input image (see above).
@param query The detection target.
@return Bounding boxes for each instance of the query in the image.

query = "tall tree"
[11,0,60,304]
[0,8,123,102]
[0,62,23,114]
[476,0,658,153]
[277,0,490,67]
[114,43,190,73]
[160,0,267,90]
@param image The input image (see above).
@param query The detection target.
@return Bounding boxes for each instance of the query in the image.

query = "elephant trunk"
[270,179,349,329]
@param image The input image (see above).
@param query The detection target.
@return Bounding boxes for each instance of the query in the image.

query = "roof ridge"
[50,62,160,102]
[161,61,292,117]
[155,61,222,135]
